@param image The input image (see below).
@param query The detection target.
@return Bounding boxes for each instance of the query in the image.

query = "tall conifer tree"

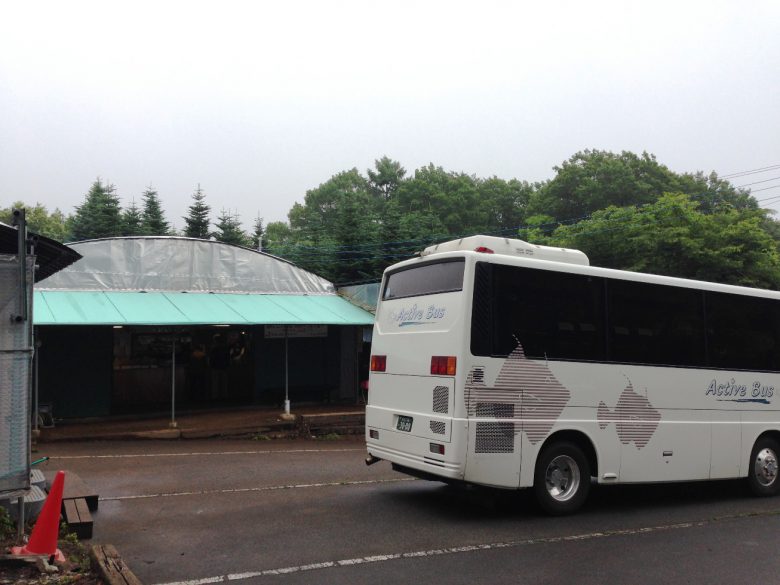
[141,186,171,235]
[69,179,122,241]
[183,185,211,238]
[214,209,250,247]
[121,199,144,236]
[251,215,266,251]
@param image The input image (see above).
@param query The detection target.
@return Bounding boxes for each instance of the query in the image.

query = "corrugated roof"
[33,291,374,326]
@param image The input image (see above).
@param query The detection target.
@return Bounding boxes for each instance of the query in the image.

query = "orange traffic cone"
[10,470,66,563]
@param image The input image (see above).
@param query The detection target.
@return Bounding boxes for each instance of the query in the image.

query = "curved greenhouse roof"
[38,237,334,294]
[34,237,373,326]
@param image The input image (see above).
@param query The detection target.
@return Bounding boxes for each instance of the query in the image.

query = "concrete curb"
[35,409,365,442]
[38,424,300,442]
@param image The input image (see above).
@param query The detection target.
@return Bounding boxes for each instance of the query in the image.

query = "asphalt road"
[38,437,780,585]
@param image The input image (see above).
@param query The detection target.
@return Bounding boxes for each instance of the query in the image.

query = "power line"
[757,194,780,206]
[267,162,780,267]
[721,164,780,180]
[753,184,780,196]
[737,175,780,188]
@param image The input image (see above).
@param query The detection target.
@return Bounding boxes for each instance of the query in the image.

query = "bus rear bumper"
[366,435,465,481]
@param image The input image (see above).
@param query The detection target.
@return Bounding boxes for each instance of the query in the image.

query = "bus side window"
[707,292,780,371]
[484,265,604,361]
[607,280,705,367]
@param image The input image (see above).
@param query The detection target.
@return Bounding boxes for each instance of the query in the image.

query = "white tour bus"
[365,235,780,514]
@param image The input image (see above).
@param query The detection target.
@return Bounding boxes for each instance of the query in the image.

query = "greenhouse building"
[34,237,374,419]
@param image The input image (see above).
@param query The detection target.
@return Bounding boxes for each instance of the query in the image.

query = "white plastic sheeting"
[0,255,33,495]
[338,283,379,313]
[37,237,336,294]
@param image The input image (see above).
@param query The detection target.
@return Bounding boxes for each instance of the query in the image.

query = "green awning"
[33,291,375,326]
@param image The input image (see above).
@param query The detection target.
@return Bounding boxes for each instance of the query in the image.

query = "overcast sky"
[1,1,779,230]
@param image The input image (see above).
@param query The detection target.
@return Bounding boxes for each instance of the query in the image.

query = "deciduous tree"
[0,202,69,241]
[541,193,780,289]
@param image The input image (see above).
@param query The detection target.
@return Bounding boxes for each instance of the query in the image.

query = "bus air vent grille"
[472,368,485,384]
[432,386,449,414]
[475,402,515,418]
[430,421,446,435]
[475,422,515,453]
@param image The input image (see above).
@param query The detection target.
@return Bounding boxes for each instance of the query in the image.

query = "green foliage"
[396,164,486,234]
[0,201,69,241]
[677,171,757,213]
[367,156,406,201]
[264,151,780,288]
[268,158,536,283]
[0,506,14,540]
[141,186,172,235]
[529,150,690,221]
[59,527,93,572]
[539,193,780,289]
[31,150,777,291]
[121,199,144,236]
[517,213,556,241]
[283,168,379,282]
[251,216,267,251]
[183,185,211,239]
[214,208,251,247]
[68,178,123,241]
[482,178,534,231]
[265,221,292,246]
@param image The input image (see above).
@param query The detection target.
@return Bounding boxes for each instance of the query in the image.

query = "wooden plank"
[62,497,93,540]
[75,498,90,520]
[90,544,143,585]
[63,499,78,522]
[44,470,99,511]
[74,498,93,539]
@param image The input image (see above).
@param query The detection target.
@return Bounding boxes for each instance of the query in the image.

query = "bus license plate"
[396,415,413,432]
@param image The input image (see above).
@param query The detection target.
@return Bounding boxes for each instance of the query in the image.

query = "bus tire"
[748,437,780,497]
[534,441,590,515]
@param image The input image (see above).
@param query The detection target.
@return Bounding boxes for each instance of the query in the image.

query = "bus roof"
[421,235,590,266]
[402,234,780,302]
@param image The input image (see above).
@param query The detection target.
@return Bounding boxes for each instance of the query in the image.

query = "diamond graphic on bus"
[597,384,661,449]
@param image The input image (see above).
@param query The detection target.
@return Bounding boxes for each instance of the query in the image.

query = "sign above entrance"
[265,325,328,338]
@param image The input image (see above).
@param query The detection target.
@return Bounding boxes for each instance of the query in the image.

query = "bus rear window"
[383,260,465,300]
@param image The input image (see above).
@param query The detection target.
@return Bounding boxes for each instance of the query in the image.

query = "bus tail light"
[430,443,445,455]
[431,356,456,376]
[371,355,387,372]
[474,246,494,254]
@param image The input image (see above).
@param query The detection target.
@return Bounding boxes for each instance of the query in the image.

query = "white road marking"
[50,448,363,460]
[99,477,415,502]
[151,521,701,585]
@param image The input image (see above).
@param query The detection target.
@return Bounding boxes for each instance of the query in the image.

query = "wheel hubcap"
[545,455,581,502]
[755,448,779,487]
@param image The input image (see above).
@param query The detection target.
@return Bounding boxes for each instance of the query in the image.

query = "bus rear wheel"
[748,437,780,497]
[534,441,590,515]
